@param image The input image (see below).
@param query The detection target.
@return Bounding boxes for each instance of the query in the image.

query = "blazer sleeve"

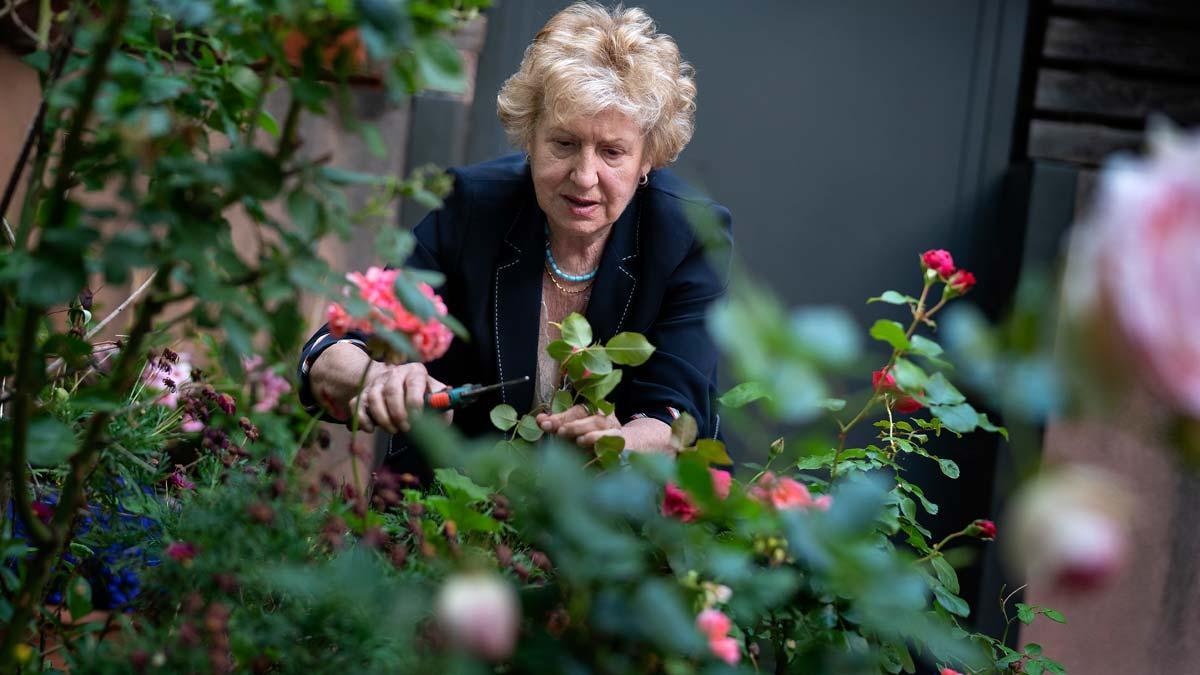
[295,171,468,415]
[620,204,732,440]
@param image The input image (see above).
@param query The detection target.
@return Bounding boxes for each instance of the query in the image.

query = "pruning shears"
[422,376,530,410]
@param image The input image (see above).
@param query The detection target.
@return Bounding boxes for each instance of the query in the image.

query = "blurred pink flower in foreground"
[243,355,293,413]
[748,472,831,511]
[661,469,732,523]
[1065,127,1200,418]
[1004,465,1132,593]
[327,266,453,362]
[434,572,520,661]
[696,608,740,665]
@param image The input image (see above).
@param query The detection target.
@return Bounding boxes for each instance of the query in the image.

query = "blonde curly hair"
[496,3,697,168]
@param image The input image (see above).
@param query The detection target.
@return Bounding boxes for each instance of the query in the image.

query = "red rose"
[661,469,732,522]
[970,518,997,540]
[948,270,976,294]
[921,249,956,278]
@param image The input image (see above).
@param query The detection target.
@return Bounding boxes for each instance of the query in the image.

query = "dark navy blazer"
[299,153,732,469]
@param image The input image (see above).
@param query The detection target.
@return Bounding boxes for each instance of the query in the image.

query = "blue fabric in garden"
[298,153,733,473]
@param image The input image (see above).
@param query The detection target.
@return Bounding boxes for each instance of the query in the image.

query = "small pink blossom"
[181,415,204,433]
[970,518,997,540]
[709,637,741,665]
[940,668,963,675]
[710,469,732,499]
[244,356,293,413]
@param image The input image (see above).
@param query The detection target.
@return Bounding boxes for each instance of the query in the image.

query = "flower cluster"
[661,468,731,522]
[920,249,975,296]
[326,267,454,362]
[696,608,740,665]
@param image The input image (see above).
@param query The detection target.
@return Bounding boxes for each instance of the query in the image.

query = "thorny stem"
[999,583,1028,646]
[915,524,973,563]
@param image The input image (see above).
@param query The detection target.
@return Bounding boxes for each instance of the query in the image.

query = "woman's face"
[529,108,652,239]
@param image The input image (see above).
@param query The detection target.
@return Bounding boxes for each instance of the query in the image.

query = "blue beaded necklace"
[544,223,599,282]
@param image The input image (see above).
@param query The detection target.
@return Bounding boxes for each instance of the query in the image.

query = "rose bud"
[947,270,976,295]
[494,544,513,568]
[434,572,521,661]
[920,249,956,279]
[388,543,408,569]
[1004,464,1132,593]
[217,393,236,415]
[246,501,275,525]
[940,669,964,675]
[530,551,552,574]
[968,519,997,540]
[166,541,198,563]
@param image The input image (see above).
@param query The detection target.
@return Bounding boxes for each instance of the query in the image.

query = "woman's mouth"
[562,194,600,216]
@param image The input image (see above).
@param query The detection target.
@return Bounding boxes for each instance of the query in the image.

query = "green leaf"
[258,110,280,137]
[694,439,732,466]
[867,290,913,305]
[560,313,592,349]
[547,340,574,362]
[1042,608,1066,623]
[909,335,943,358]
[426,496,500,533]
[551,390,573,414]
[413,36,465,93]
[977,413,1009,440]
[931,556,959,594]
[717,381,771,408]
[670,413,698,450]
[319,167,384,185]
[595,434,625,455]
[818,398,847,411]
[890,358,928,392]
[28,417,76,467]
[67,577,92,619]
[287,190,320,236]
[360,123,387,158]
[1016,603,1036,625]
[434,468,490,502]
[869,319,910,351]
[221,148,282,200]
[581,347,613,375]
[930,403,979,434]
[605,332,655,366]
[1024,643,1043,656]
[489,404,519,431]
[1026,662,1045,675]
[923,373,965,406]
[516,415,544,442]
[932,585,969,617]
[578,370,622,404]
[937,458,960,479]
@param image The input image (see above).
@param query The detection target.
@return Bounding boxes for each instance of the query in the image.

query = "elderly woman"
[299,3,731,468]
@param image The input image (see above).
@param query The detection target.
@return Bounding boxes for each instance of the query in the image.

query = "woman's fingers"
[540,404,589,432]
[364,379,398,429]
[401,367,429,430]
[557,413,618,439]
[349,394,376,433]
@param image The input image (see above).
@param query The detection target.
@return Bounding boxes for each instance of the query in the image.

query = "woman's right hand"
[349,362,451,434]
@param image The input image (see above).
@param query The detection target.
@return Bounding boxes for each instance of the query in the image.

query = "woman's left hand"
[537,405,623,448]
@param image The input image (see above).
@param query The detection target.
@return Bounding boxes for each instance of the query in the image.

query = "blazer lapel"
[492,192,545,412]
[585,193,641,342]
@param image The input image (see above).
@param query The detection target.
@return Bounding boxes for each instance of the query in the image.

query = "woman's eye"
[603,148,623,158]
[554,140,573,149]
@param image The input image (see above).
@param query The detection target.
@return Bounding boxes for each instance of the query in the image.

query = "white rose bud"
[434,572,521,660]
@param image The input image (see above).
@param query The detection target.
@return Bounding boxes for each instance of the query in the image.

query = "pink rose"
[748,472,829,511]
[947,270,976,294]
[940,669,963,675]
[921,249,956,278]
[710,469,732,499]
[1066,130,1200,417]
[168,469,195,491]
[696,609,740,665]
[661,483,700,523]
[435,573,521,661]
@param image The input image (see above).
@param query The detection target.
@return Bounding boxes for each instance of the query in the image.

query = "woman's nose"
[570,149,599,189]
